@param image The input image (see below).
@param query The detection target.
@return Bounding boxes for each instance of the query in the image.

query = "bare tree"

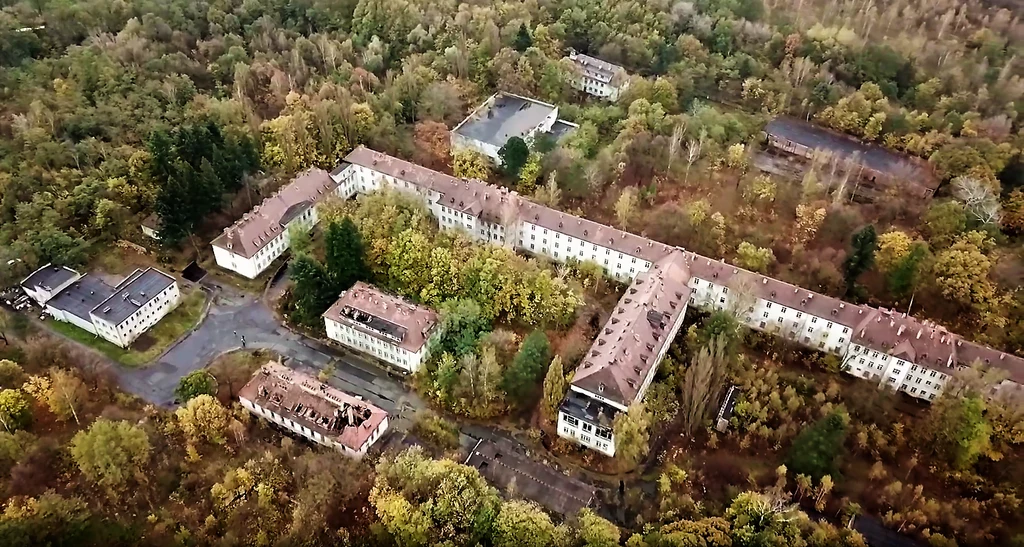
[668,122,686,172]
[953,176,1002,225]
[684,131,704,184]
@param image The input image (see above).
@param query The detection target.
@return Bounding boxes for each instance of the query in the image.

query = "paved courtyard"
[114,285,424,421]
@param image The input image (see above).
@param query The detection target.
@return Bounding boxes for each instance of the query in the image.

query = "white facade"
[239,396,389,458]
[212,168,358,279]
[45,304,98,335]
[844,343,948,401]
[90,281,180,348]
[324,316,432,373]
[567,52,630,101]
[558,409,615,456]
[517,220,651,281]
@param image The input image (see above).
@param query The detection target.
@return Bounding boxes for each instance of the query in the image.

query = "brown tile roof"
[520,201,677,263]
[852,309,958,368]
[957,340,1024,385]
[571,250,691,406]
[212,168,338,258]
[322,282,438,353]
[238,361,387,452]
[682,252,869,327]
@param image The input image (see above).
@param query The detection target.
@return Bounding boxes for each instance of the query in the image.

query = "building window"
[563,415,579,427]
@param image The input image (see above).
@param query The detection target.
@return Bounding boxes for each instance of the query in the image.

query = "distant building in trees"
[328,146,1024,456]
[211,167,356,279]
[140,213,162,240]
[23,264,181,348]
[450,92,577,163]
[760,117,939,202]
[238,361,389,458]
[565,50,630,101]
[322,282,439,373]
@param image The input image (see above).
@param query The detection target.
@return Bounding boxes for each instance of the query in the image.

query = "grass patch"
[46,288,207,367]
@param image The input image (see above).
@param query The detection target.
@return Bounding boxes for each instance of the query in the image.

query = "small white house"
[20,264,81,306]
[238,361,389,458]
[322,282,439,373]
[566,51,630,101]
[450,92,577,163]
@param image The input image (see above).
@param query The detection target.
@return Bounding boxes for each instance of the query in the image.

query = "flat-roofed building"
[212,167,355,279]
[238,361,389,457]
[762,117,939,202]
[44,275,114,336]
[20,264,81,306]
[557,250,691,456]
[451,92,577,163]
[322,282,439,373]
[89,267,180,348]
[566,51,630,101]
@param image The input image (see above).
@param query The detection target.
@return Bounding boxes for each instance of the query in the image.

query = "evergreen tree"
[502,330,551,402]
[498,137,530,179]
[541,355,567,419]
[289,255,336,327]
[887,242,929,299]
[842,225,877,296]
[513,24,533,52]
[786,409,849,481]
[325,217,369,292]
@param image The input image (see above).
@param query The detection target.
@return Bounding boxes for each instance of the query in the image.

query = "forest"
[2,0,1024,544]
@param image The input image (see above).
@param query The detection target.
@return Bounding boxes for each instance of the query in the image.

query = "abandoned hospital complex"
[213,144,1024,458]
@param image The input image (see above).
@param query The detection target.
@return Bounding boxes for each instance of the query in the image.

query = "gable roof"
[322,282,438,353]
[571,250,690,406]
[567,51,626,83]
[212,168,337,258]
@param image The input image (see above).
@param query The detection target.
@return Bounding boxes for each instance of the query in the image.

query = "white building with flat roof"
[451,92,578,163]
[239,361,389,458]
[322,282,439,373]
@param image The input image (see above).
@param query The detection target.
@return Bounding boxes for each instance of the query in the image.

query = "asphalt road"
[115,285,425,421]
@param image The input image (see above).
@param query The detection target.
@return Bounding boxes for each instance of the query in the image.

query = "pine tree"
[842,224,877,296]
[289,255,335,327]
[502,330,551,403]
[786,409,849,481]
[325,217,369,292]
[513,24,533,52]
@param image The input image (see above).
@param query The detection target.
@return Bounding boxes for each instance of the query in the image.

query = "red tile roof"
[322,282,438,353]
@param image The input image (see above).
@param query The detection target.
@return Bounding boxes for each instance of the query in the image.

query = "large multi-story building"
[557,250,691,456]
[238,361,389,458]
[211,167,355,279]
[451,92,578,163]
[566,51,630,101]
[330,146,1024,456]
[22,264,181,348]
[322,282,439,373]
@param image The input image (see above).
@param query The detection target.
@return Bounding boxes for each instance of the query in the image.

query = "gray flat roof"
[92,268,176,325]
[765,118,934,185]
[454,93,556,149]
[21,264,78,292]
[465,438,596,516]
[47,275,114,322]
[547,119,578,141]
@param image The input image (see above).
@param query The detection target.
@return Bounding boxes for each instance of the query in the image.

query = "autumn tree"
[175,394,230,447]
[613,401,651,468]
[887,242,930,299]
[493,500,555,547]
[680,337,731,436]
[875,231,912,273]
[453,149,492,180]
[0,360,25,389]
[0,389,31,432]
[922,200,967,247]
[175,370,217,402]
[792,204,827,248]
[70,419,152,494]
[734,241,776,273]
[922,394,991,470]
[932,231,1003,321]
[24,369,87,424]
[541,355,568,420]
[614,187,639,229]
[577,508,620,547]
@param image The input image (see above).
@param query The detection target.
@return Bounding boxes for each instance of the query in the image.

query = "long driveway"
[115,285,424,420]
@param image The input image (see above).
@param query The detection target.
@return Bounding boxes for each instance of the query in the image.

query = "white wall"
[240,396,387,458]
[324,316,431,373]
[557,410,615,456]
[517,221,651,281]
[45,305,98,335]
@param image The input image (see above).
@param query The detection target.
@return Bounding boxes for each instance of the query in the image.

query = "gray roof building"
[453,92,558,149]
[465,438,596,516]
[46,275,114,322]
[21,264,79,295]
[91,267,176,325]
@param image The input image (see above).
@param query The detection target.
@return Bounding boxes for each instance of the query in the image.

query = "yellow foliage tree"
[875,230,913,273]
